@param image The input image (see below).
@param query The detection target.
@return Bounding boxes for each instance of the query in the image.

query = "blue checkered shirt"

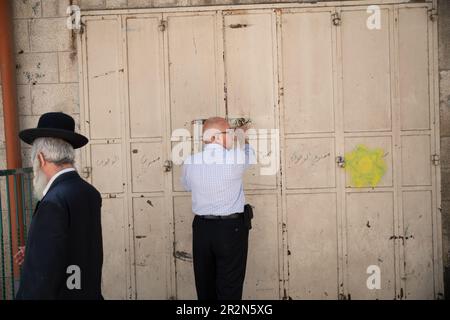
[181,143,256,216]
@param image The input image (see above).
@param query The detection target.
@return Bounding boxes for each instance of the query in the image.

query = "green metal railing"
[0,167,34,300]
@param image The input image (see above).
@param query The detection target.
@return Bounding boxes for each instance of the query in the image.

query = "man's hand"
[234,123,251,144]
[14,246,26,267]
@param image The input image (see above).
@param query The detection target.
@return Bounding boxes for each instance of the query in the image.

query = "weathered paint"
[77,1,442,300]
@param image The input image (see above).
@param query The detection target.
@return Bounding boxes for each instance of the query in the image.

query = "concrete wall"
[0,0,449,298]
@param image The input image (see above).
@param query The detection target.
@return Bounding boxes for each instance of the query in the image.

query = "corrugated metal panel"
[78,2,442,300]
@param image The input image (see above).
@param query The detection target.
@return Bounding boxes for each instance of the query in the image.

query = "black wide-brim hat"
[19,112,88,149]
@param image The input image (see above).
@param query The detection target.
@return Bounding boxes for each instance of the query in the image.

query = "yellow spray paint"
[345,144,387,187]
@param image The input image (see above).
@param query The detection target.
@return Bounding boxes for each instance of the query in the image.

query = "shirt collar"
[204,143,225,150]
[43,168,76,197]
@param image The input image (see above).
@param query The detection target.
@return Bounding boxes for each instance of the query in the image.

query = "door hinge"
[82,166,91,179]
[432,154,440,166]
[332,12,341,26]
[428,8,438,22]
[73,22,85,35]
[159,19,167,32]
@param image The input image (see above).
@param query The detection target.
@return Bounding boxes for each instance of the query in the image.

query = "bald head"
[203,117,229,133]
[202,117,231,147]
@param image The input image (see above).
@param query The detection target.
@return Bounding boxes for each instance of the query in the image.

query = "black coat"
[16,170,103,300]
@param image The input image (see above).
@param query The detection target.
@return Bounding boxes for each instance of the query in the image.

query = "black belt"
[198,213,242,220]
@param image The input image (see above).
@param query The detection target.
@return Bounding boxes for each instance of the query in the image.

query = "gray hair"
[31,137,75,166]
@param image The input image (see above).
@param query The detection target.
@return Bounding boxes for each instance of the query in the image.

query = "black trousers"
[192,214,249,300]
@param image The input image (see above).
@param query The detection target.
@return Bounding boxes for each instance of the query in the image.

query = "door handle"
[163,160,173,172]
[336,156,345,168]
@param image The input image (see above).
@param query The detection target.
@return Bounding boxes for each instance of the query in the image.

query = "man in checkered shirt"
[181,117,256,300]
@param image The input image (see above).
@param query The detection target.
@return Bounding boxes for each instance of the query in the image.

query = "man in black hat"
[14,112,103,300]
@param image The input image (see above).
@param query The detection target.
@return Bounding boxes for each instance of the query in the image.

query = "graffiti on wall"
[345,144,387,187]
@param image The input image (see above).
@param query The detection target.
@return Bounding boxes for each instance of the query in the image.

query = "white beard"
[32,157,49,201]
